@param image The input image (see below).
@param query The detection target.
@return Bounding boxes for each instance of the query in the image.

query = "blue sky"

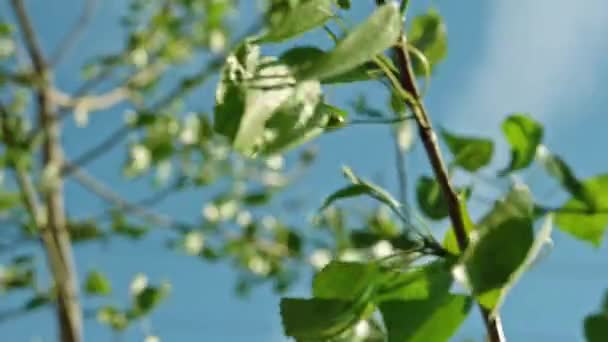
[1,0,608,341]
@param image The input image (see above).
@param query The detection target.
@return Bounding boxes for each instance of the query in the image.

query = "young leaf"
[297,3,402,81]
[131,283,170,317]
[376,261,453,303]
[313,261,379,300]
[335,166,403,217]
[555,174,608,246]
[261,0,334,42]
[84,270,112,296]
[408,9,448,75]
[280,46,386,84]
[441,129,493,172]
[500,113,543,174]
[380,295,472,342]
[0,190,21,211]
[320,184,374,210]
[460,188,536,310]
[537,147,595,207]
[97,306,129,331]
[416,176,449,220]
[280,298,367,340]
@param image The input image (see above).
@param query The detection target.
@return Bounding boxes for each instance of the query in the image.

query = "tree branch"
[65,161,190,232]
[10,2,83,341]
[373,0,506,340]
[61,125,130,176]
[50,0,98,66]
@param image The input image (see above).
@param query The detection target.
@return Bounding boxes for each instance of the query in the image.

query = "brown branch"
[373,0,505,340]
[50,0,98,66]
[10,2,82,341]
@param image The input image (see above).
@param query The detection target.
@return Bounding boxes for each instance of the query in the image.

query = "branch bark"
[10,1,82,341]
[373,0,505,340]
[393,32,507,342]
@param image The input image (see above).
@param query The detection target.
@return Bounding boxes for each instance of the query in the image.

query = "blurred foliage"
[0,0,607,341]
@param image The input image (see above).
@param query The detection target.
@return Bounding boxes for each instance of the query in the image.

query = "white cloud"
[442,0,608,133]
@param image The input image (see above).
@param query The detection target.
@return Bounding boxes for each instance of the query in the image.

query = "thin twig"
[61,125,131,176]
[66,161,190,231]
[50,0,98,66]
[348,115,415,125]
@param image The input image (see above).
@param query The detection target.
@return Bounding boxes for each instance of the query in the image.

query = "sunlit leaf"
[555,174,608,246]
[380,295,472,342]
[297,3,402,81]
[261,0,333,42]
[376,261,453,303]
[313,261,379,300]
[97,306,129,331]
[84,270,112,296]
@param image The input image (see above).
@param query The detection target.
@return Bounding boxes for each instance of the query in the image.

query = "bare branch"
[66,161,189,232]
[10,0,47,73]
[10,2,83,341]
[50,0,98,66]
[61,125,130,176]
[51,63,164,118]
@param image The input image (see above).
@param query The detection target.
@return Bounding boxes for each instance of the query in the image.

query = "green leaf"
[261,0,333,42]
[585,314,608,342]
[335,166,403,217]
[443,200,474,255]
[376,261,453,303]
[297,3,402,81]
[416,176,448,220]
[337,0,351,10]
[280,298,364,340]
[380,294,472,342]
[500,114,543,174]
[441,129,493,172]
[281,47,386,84]
[0,190,21,211]
[408,9,448,75]
[215,43,330,156]
[555,174,608,246]
[84,270,112,296]
[477,185,534,230]
[320,184,373,210]
[241,191,272,206]
[24,294,52,311]
[538,149,594,207]
[68,221,105,243]
[313,261,379,300]
[97,306,129,331]
[132,283,169,317]
[461,187,535,310]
